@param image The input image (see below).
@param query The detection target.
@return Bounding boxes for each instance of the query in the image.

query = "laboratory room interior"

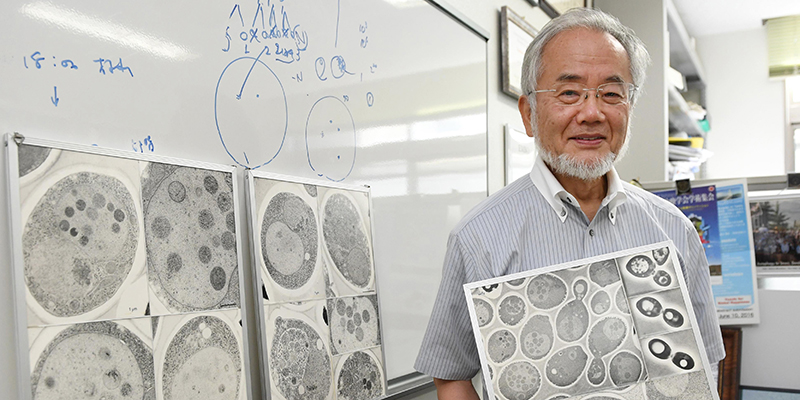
[1,0,799,400]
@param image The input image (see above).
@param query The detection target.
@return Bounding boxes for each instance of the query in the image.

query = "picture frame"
[538,0,592,18]
[500,6,539,98]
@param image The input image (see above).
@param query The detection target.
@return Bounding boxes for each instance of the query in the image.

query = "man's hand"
[433,378,479,400]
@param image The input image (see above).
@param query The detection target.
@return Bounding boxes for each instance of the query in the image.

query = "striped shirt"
[414,156,726,382]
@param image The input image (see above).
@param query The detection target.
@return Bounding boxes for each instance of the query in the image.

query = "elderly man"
[415,7,724,399]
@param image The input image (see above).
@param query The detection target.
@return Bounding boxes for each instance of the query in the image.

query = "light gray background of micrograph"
[471,263,647,400]
[645,370,715,400]
[141,162,241,315]
[263,299,335,400]
[317,186,375,297]
[327,294,382,356]
[639,328,703,379]
[616,249,679,297]
[331,345,386,400]
[153,309,245,400]
[628,288,692,338]
[27,317,155,400]
[252,177,327,304]
[18,147,148,327]
[571,381,647,400]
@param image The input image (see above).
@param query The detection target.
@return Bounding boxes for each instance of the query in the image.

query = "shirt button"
[589,229,595,237]
[561,209,567,217]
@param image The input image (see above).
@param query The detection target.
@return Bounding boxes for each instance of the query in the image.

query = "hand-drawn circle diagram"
[22,171,139,318]
[30,320,155,400]
[270,317,332,400]
[305,96,357,182]
[260,192,318,291]
[215,56,288,168]
[161,315,241,400]
[143,164,239,312]
[322,193,373,290]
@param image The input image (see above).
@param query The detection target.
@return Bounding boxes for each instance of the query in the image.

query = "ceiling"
[672,0,800,38]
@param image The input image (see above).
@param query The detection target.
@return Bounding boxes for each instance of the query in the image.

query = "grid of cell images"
[465,241,719,400]
[10,140,250,400]
[247,171,386,400]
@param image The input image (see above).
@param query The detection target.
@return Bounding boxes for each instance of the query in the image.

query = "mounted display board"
[0,0,489,388]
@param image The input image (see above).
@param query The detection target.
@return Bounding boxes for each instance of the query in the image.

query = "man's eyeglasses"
[529,82,638,106]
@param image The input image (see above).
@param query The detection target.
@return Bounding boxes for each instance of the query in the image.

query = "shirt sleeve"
[414,233,481,380]
[678,222,727,365]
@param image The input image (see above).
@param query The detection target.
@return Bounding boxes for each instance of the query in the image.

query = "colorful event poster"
[654,185,723,286]
[715,181,759,325]
[749,194,800,274]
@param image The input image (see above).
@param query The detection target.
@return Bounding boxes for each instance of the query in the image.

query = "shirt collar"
[528,155,628,224]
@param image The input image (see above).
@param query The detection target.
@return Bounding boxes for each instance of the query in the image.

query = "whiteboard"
[0,0,487,385]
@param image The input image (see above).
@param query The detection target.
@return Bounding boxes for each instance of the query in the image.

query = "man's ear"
[518,95,535,138]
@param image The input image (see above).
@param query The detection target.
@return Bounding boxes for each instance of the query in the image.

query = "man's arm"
[433,378,479,400]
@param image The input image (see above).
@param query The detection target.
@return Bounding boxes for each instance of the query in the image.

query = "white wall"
[697,28,786,179]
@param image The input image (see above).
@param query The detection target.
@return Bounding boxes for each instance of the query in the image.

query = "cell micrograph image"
[545,345,588,387]
[18,144,53,177]
[268,312,332,400]
[640,329,703,379]
[158,314,242,400]
[321,190,374,293]
[555,279,590,342]
[487,329,517,363]
[498,294,527,326]
[519,315,554,360]
[328,295,381,355]
[473,298,494,328]
[334,349,385,400]
[142,163,240,313]
[29,320,155,400]
[645,371,715,400]
[617,251,679,297]
[608,351,643,386]
[526,274,567,309]
[572,382,647,400]
[22,169,141,320]
[497,361,541,400]
[628,289,691,337]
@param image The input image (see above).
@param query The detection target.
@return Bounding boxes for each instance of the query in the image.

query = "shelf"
[666,0,706,83]
[668,85,705,137]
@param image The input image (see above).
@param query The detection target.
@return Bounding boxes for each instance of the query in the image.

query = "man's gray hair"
[520,8,651,107]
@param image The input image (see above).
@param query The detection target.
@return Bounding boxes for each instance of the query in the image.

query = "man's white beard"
[535,134,629,182]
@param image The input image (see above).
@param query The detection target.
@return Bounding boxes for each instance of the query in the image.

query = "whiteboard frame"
[4,133,255,400]
[246,168,388,400]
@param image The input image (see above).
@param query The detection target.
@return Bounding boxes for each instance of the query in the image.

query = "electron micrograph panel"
[142,163,240,314]
[18,147,147,326]
[154,311,244,400]
[640,329,703,379]
[628,289,692,338]
[320,188,374,295]
[332,347,385,400]
[645,371,714,400]
[28,319,155,400]
[470,261,645,400]
[327,295,381,355]
[617,247,679,297]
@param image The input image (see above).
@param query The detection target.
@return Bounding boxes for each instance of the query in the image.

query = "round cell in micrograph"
[646,370,711,399]
[487,329,517,364]
[586,357,606,386]
[590,290,611,315]
[636,297,663,318]
[168,181,187,203]
[555,297,589,342]
[589,260,620,287]
[520,315,554,360]
[261,191,318,291]
[663,308,684,328]
[18,144,52,177]
[336,351,383,400]
[615,286,630,314]
[652,247,670,265]
[526,274,567,309]
[328,295,381,355]
[653,270,672,287]
[608,351,642,386]
[497,361,541,400]
[625,255,655,278]
[648,338,671,360]
[545,345,588,387]
[323,193,373,289]
[507,278,525,287]
[498,295,526,326]
[672,352,695,370]
[270,317,331,400]
[473,298,494,328]
[587,317,627,358]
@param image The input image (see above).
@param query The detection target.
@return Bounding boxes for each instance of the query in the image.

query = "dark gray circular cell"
[76,199,86,211]
[672,352,695,370]
[114,209,126,223]
[210,267,227,291]
[198,246,212,264]
[217,192,232,213]
[545,345,587,387]
[652,247,670,265]
[92,193,106,209]
[346,319,355,334]
[221,231,235,250]
[473,298,494,328]
[586,357,606,385]
[587,317,627,358]
[487,329,516,364]
[626,255,655,278]
[654,270,672,287]
[17,144,51,177]
[152,216,172,239]
[497,361,541,400]
[69,227,78,237]
[353,312,362,326]
[498,295,526,326]
[336,299,347,315]
[79,236,89,246]
[65,206,74,217]
[167,253,183,275]
[362,310,370,323]
[589,260,620,287]
[204,175,219,195]
[120,382,132,396]
[261,191,318,290]
[336,351,382,400]
[663,308,684,327]
[270,317,330,400]
[520,315,554,360]
[226,212,236,233]
[648,338,671,360]
[112,223,121,234]
[636,296,663,317]
[345,306,353,318]
[608,351,642,386]
[590,290,611,315]
[323,193,372,289]
[107,202,115,212]
[526,274,567,309]
[198,209,215,229]
[59,220,69,231]
[168,181,187,203]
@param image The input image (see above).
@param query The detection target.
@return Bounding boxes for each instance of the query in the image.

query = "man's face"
[519,28,633,179]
